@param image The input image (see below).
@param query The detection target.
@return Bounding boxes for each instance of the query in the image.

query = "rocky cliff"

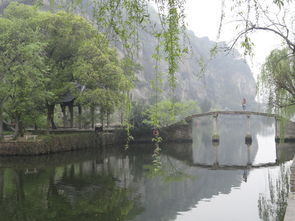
[133,27,257,111]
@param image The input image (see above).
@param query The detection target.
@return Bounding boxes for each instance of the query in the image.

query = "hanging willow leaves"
[29,0,188,92]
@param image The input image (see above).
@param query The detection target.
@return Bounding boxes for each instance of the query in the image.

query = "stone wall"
[283,156,295,221]
[131,121,193,144]
[277,120,295,142]
[0,131,125,156]
[160,122,192,142]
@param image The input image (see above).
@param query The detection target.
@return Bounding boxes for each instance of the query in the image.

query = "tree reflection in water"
[258,165,290,221]
[0,165,143,221]
[144,154,195,183]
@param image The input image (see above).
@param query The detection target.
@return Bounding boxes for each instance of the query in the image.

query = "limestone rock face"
[133,29,257,111]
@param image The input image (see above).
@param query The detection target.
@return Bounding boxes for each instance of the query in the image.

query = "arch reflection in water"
[192,115,277,167]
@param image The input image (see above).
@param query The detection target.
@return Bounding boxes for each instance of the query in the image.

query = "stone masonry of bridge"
[186,110,295,141]
[132,110,295,143]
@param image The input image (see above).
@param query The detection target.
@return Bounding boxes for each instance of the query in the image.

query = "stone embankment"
[131,122,192,144]
[284,155,295,221]
[277,120,295,142]
[0,130,125,156]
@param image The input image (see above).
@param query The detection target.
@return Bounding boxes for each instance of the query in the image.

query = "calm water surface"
[0,116,294,221]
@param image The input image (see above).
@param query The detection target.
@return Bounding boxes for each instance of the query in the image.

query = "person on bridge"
[242,98,246,111]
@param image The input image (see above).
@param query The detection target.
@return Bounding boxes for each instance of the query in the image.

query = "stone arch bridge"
[162,111,284,168]
[160,110,295,143]
[185,111,278,144]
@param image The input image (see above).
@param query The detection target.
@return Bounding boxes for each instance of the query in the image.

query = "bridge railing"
[186,111,276,121]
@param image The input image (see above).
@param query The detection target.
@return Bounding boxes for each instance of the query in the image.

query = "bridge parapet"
[185,111,277,122]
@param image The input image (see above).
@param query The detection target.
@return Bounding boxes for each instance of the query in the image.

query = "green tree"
[258,48,295,112]
[143,100,200,128]
[73,36,133,127]
[34,8,99,128]
[2,2,133,130]
[0,11,47,138]
[0,18,12,140]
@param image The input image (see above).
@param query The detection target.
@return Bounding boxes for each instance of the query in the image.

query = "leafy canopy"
[0,2,134,135]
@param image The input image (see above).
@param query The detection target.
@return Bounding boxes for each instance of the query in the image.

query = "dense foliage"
[0,3,134,138]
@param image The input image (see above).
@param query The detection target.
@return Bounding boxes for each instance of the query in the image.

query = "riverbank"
[0,130,125,156]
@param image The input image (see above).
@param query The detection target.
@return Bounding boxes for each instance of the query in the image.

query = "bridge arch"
[186,111,279,141]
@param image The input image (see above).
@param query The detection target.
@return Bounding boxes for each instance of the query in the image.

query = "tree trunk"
[19,120,24,137]
[47,104,56,129]
[78,105,82,129]
[69,101,74,128]
[90,106,95,129]
[60,104,67,127]
[47,105,50,132]
[120,112,124,125]
[14,114,24,138]
[0,105,3,140]
[14,116,20,139]
[100,112,104,129]
[107,112,110,127]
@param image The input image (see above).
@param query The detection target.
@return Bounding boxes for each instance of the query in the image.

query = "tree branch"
[228,25,295,52]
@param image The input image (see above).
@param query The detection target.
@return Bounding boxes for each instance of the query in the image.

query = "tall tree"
[73,36,133,127]
[0,9,47,137]
[0,18,11,140]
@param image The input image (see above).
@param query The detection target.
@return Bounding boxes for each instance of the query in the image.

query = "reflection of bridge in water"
[184,111,280,168]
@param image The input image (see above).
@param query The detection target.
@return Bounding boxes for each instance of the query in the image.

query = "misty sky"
[185,0,282,79]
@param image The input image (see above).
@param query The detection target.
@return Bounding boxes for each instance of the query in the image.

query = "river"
[0,116,294,221]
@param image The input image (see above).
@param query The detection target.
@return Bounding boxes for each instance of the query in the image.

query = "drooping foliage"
[258,48,295,114]
[24,0,188,92]
[218,0,295,55]
[214,0,295,117]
